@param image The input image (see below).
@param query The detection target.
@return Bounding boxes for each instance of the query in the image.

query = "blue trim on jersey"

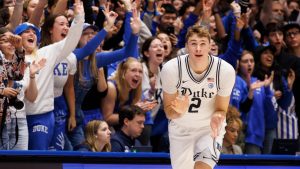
[176,55,182,89]
[185,55,214,84]
[216,59,221,91]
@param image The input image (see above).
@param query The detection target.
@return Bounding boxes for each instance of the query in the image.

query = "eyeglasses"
[286,31,300,38]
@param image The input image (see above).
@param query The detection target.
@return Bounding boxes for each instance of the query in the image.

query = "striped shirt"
[277,96,298,139]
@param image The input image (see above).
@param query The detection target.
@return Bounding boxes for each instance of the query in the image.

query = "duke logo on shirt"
[53,63,68,76]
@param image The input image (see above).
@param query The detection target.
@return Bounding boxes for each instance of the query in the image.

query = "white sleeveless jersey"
[161,54,235,129]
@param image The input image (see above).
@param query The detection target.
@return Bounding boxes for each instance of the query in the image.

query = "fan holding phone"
[227,0,250,18]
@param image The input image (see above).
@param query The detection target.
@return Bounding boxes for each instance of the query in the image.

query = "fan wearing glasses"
[283,22,300,57]
[282,22,300,142]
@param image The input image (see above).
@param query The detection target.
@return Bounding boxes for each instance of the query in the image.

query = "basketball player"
[161,25,235,169]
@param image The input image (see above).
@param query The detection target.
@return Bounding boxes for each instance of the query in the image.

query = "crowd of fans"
[0,0,299,155]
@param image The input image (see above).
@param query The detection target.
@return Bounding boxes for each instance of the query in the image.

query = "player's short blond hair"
[186,25,211,43]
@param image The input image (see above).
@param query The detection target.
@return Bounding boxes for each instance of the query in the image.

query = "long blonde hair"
[84,120,111,152]
[111,57,142,106]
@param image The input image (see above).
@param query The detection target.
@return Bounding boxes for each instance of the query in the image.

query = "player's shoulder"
[162,54,187,70]
[213,56,235,72]
[164,54,187,65]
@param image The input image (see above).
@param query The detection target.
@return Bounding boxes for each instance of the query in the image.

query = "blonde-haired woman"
[222,105,243,154]
[75,120,111,152]
[101,57,156,131]
[101,57,142,126]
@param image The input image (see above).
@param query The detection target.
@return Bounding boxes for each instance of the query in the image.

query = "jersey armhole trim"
[176,55,182,89]
[216,59,221,91]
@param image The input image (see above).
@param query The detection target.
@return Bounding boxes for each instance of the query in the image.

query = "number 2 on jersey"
[188,97,201,113]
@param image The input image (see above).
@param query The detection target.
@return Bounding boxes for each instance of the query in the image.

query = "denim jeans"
[64,124,84,150]
[0,117,28,150]
[263,128,277,154]
[65,77,93,150]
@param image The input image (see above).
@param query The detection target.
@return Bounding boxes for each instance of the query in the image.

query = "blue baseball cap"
[14,22,41,43]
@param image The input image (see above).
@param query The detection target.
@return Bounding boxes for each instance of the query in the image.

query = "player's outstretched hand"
[210,113,225,138]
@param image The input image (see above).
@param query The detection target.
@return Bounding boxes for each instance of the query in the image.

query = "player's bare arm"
[210,94,230,138]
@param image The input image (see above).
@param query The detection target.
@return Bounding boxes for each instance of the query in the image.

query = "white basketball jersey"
[173,54,222,129]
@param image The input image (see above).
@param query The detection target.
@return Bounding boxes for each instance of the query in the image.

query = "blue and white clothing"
[161,54,235,169]
[230,75,248,110]
[238,77,274,149]
[25,13,84,150]
[277,94,298,139]
[162,55,235,128]
[141,62,167,137]
[141,62,163,119]
[53,54,77,97]
[50,54,77,151]
[0,69,30,150]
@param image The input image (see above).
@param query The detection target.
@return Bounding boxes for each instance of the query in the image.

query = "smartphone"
[165,26,175,35]
[238,0,249,13]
